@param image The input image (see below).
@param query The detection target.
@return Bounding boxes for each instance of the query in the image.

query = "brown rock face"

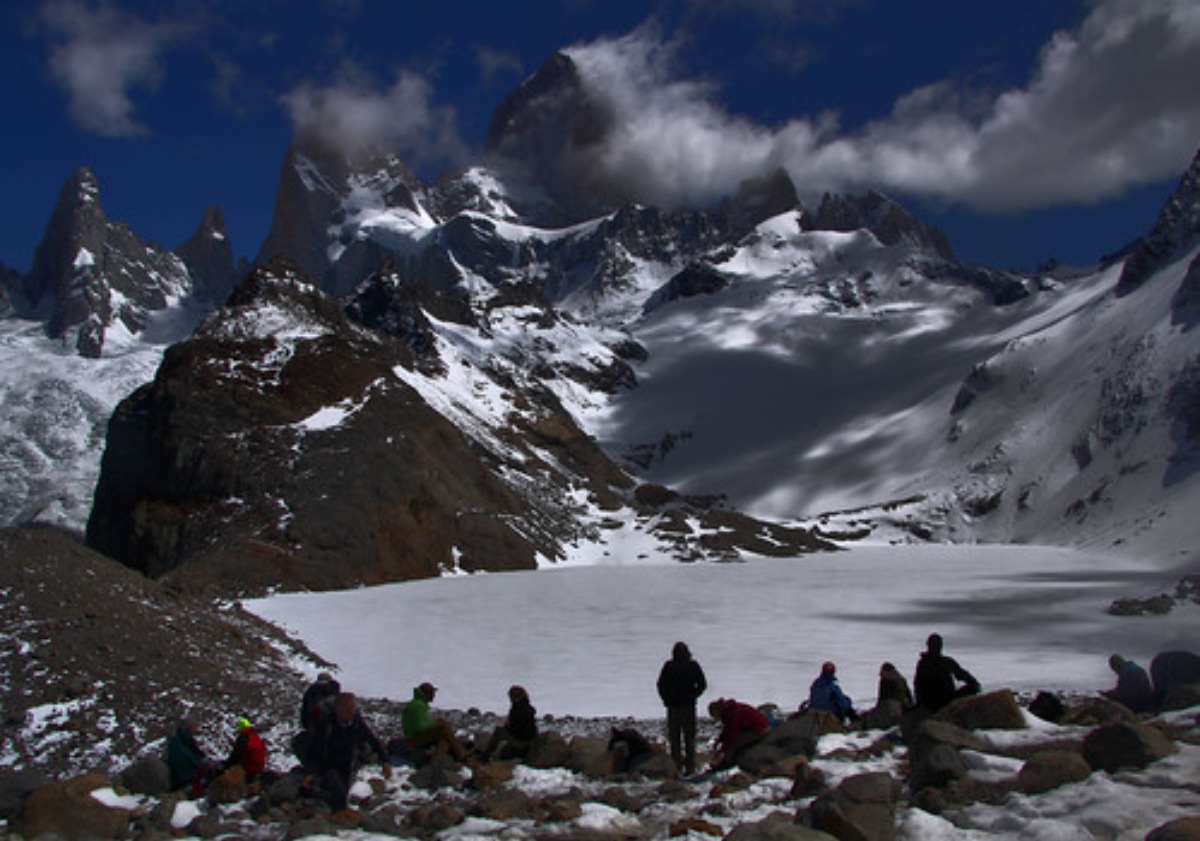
[86,259,622,594]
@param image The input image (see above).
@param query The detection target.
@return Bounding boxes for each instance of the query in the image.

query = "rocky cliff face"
[1119,149,1200,294]
[84,258,639,592]
[174,205,237,304]
[23,168,195,357]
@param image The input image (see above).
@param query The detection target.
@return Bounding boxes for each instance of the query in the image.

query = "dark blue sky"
[1,0,1195,274]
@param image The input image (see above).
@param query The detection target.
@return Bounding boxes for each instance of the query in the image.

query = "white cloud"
[39,0,180,138]
[567,0,1200,212]
[281,69,468,169]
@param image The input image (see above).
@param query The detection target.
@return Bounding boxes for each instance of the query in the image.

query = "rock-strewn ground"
[3,526,1200,841]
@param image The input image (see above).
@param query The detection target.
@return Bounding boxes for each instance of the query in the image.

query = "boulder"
[630,750,678,779]
[409,802,466,831]
[909,743,968,791]
[1016,750,1092,794]
[0,768,50,823]
[567,735,613,777]
[789,757,828,799]
[525,731,572,769]
[473,787,537,821]
[1147,816,1200,841]
[935,690,1026,731]
[1060,697,1137,727]
[671,817,724,836]
[737,714,823,774]
[206,765,246,804]
[21,772,131,840]
[410,755,466,790]
[907,718,987,767]
[1082,721,1177,773]
[806,772,901,841]
[119,755,172,796]
[724,810,838,841]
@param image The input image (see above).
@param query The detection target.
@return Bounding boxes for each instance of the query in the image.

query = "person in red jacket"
[223,717,267,781]
[707,698,770,770]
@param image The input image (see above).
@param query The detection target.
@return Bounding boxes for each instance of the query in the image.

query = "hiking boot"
[331,808,362,828]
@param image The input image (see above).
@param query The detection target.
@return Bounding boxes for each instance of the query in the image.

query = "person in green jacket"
[166,715,218,795]
[402,682,467,761]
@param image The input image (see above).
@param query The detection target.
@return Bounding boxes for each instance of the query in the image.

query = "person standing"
[657,641,708,775]
[306,692,392,821]
[914,633,980,712]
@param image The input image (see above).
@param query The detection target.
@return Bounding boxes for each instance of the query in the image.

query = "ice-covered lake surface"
[244,544,1197,719]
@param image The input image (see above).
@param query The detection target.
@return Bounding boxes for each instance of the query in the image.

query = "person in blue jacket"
[807,661,856,724]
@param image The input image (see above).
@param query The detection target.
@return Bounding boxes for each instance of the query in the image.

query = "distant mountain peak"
[175,205,236,304]
[812,190,955,260]
[1118,147,1200,293]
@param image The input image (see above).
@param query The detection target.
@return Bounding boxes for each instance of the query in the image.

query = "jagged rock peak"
[175,205,236,304]
[482,51,616,222]
[1118,147,1200,293]
[813,190,955,260]
[255,138,426,294]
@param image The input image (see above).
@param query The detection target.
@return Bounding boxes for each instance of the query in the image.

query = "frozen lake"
[244,544,1196,719]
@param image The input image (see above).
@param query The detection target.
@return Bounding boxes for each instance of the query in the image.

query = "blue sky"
[1,0,1197,274]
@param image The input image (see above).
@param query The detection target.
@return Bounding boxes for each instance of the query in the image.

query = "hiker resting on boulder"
[222,717,267,783]
[482,685,539,761]
[803,661,857,725]
[1102,654,1154,713]
[860,662,915,729]
[402,682,468,762]
[166,715,221,796]
[707,698,770,771]
[914,633,980,712]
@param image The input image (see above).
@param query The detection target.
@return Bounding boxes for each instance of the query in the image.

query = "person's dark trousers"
[320,768,351,812]
[666,705,697,775]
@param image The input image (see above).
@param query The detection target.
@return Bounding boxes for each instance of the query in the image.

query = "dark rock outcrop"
[23,168,194,357]
[1119,147,1200,294]
[85,259,632,593]
[175,205,237,304]
[813,191,955,261]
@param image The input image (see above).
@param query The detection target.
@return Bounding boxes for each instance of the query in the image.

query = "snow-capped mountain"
[1,54,1198,593]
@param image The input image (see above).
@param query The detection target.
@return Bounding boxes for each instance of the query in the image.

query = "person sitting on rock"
[402,682,468,762]
[166,715,219,796]
[806,661,857,725]
[483,685,539,761]
[222,717,267,783]
[860,662,915,729]
[707,698,770,771]
[914,633,980,712]
[305,692,392,822]
[1149,650,1200,710]
[1102,654,1154,713]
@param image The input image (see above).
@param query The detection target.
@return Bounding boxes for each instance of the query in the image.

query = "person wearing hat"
[300,671,341,733]
[1102,654,1154,712]
[806,661,857,724]
[402,682,467,762]
[222,716,267,781]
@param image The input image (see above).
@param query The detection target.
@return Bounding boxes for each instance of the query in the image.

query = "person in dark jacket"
[1149,650,1200,709]
[300,672,341,732]
[166,716,218,795]
[806,661,856,724]
[860,662,915,729]
[222,717,267,781]
[1102,654,1154,712]
[483,685,539,760]
[306,692,392,818]
[914,633,980,712]
[707,698,770,771]
[656,641,708,775]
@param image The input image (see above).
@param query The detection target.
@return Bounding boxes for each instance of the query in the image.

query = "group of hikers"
[164,635,1200,821]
